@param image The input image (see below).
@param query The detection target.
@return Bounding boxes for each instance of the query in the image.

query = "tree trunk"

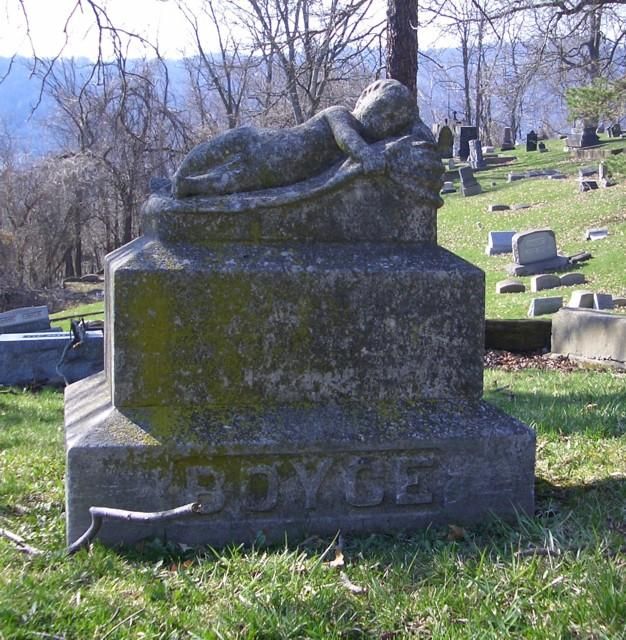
[386,0,418,97]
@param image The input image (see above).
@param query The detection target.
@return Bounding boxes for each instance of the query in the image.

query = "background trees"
[0,0,625,291]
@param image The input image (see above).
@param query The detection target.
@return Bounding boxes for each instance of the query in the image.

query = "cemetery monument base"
[65,80,535,548]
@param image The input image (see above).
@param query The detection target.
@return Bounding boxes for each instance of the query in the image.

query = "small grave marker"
[531,274,561,292]
[594,293,614,310]
[568,290,594,308]
[496,279,525,294]
[508,229,569,276]
[560,273,586,286]
[528,297,563,317]
[459,167,482,196]
[485,231,516,256]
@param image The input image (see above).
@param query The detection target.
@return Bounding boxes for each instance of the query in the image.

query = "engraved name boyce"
[183,451,438,515]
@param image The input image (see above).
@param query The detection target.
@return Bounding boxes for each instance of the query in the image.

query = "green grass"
[1,141,625,638]
[439,139,626,319]
[1,367,625,638]
[50,302,104,332]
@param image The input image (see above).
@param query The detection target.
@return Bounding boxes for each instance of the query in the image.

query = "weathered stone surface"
[146,135,442,245]
[441,181,456,194]
[528,297,563,317]
[486,231,516,256]
[65,373,536,547]
[468,139,485,170]
[508,229,570,276]
[459,167,482,197]
[107,240,484,408]
[551,308,625,368]
[501,127,515,151]
[437,125,454,158]
[585,227,608,241]
[526,130,538,152]
[508,173,525,182]
[530,274,561,292]
[578,166,596,178]
[0,305,50,334]
[512,204,531,211]
[594,293,614,310]
[66,79,534,549]
[560,272,586,286]
[496,279,525,294]
[454,126,477,160]
[0,331,103,386]
[488,204,510,212]
[579,180,598,192]
[567,290,594,309]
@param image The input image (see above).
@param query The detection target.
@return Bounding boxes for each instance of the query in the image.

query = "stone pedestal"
[65,133,535,548]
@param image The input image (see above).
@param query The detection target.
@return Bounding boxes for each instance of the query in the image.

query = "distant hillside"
[0,57,55,155]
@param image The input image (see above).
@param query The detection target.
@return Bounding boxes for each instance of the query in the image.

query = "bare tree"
[387,0,418,97]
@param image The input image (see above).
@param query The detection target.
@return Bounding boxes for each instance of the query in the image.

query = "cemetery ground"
[1,143,625,638]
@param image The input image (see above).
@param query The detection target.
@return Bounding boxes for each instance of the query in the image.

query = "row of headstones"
[526,292,624,317]
[486,227,609,256]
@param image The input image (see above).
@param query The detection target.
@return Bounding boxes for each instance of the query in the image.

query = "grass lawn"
[438,139,626,320]
[1,141,625,638]
[0,370,624,638]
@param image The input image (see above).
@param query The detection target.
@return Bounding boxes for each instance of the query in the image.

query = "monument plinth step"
[65,372,535,548]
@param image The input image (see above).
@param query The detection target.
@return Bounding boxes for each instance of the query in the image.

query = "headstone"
[0,306,50,335]
[459,167,482,196]
[64,80,534,549]
[594,293,614,310]
[526,130,538,152]
[578,166,595,178]
[501,127,515,151]
[538,142,547,153]
[585,227,608,241]
[508,173,525,182]
[488,204,510,212]
[454,126,478,160]
[568,290,594,309]
[568,120,600,148]
[495,279,525,294]
[483,145,495,154]
[609,123,622,138]
[552,308,625,368]
[530,274,561,292]
[441,181,457,194]
[612,296,626,308]
[560,273,586,286]
[468,139,485,169]
[579,180,598,192]
[447,158,456,169]
[596,124,605,134]
[528,297,563,317]
[485,231,516,256]
[508,229,569,276]
[598,162,614,188]
[0,331,103,386]
[437,125,454,159]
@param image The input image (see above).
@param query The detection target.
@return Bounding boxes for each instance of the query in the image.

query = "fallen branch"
[0,527,43,555]
[67,502,203,554]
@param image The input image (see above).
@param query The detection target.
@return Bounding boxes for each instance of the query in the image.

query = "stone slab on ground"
[0,305,50,334]
[488,204,510,212]
[528,297,563,317]
[0,331,103,386]
[551,307,626,368]
[106,240,485,408]
[585,227,608,241]
[65,372,536,548]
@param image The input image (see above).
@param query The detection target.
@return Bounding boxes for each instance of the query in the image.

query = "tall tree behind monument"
[386,0,418,97]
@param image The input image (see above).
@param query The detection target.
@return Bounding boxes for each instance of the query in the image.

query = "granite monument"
[65,80,535,549]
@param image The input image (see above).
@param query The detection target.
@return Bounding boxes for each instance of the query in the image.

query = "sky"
[0,0,195,59]
[0,0,424,61]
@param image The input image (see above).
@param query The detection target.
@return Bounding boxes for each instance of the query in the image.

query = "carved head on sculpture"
[353,79,417,142]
